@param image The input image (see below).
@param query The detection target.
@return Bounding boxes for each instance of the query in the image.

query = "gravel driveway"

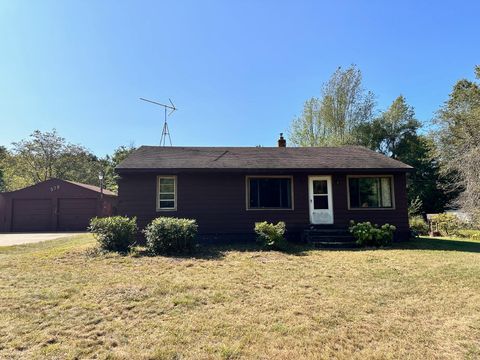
[0,233,85,246]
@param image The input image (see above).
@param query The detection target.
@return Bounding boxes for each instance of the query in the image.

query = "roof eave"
[115,167,413,174]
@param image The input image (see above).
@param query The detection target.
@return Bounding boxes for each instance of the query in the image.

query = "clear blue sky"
[1,0,479,156]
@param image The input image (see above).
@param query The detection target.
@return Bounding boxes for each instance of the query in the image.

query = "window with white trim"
[348,176,393,209]
[157,176,176,210]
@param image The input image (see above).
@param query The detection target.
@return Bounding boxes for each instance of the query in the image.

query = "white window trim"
[346,175,395,210]
[156,175,177,211]
[245,175,294,211]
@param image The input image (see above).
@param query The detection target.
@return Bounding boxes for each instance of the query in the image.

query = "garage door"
[58,198,97,231]
[12,199,52,232]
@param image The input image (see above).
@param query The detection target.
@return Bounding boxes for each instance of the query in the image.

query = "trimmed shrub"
[254,221,287,250]
[349,221,396,247]
[143,217,198,254]
[409,216,429,236]
[89,216,138,252]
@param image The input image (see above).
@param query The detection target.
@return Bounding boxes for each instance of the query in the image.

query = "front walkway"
[0,232,85,246]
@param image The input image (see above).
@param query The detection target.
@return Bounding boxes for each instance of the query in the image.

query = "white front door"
[309,176,333,224]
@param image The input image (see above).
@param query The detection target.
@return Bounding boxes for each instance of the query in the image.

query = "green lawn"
[1,235,480,359]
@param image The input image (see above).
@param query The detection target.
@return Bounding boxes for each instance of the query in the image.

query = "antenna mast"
[140,97,177,146]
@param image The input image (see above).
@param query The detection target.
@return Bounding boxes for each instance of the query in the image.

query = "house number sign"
[50,185,61,192]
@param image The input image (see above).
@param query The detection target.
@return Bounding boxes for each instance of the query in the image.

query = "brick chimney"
[278,133,286,147]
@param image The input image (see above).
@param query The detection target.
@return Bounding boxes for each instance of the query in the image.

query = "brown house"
[116,136,413,241]
[0,179,117,232]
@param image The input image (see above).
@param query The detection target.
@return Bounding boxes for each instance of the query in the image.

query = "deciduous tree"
[0,146,7,192]
[433,65,480,220]
[396,134,455,214]
[9,129,100,189]
[361,95,420,159]
[289,65,375,146]
[101,145,136,192]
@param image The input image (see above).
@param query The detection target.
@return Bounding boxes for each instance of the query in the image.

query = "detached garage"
[0,179,117,232]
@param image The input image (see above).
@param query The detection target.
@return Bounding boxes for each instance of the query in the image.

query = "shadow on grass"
[127,241,313,260]
[87,237,480,260]
[130,245,227,260]
[393,237,480,253]
[197,237,480,257]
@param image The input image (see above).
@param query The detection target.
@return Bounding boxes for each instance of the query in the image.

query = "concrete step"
[305,227,350,232]
[307,235,354,242]
[312,241,358,249]
[304,230,350,236]
[303,227,356,248]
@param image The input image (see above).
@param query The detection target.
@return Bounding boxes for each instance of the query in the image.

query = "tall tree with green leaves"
[9,129,101,189]
[359,95,420,159]
[289,65,375,146]
[0,146,7,192]
[357,95,451,215]
[396,134,455,214]
[433,65,480,220]
[101,145,136,192]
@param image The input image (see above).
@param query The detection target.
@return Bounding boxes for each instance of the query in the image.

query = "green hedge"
[143,217,198,254]
[349,221,396,247]
[89,216,138,252]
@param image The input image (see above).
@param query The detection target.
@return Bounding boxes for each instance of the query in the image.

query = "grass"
[1,235,480,359]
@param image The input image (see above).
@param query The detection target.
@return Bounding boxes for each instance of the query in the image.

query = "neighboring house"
[116,135,413,241]
[0,179,117,232]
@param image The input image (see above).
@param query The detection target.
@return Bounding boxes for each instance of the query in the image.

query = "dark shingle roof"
[1,179,117,196]
[116,146,412,172]
[64,180,117,196]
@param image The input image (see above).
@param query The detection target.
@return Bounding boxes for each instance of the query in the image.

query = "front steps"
[303,227,358,249]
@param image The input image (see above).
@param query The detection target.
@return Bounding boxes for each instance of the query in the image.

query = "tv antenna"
[140,97,177,146]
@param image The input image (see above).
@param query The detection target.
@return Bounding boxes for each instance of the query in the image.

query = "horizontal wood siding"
[117,171,409,240]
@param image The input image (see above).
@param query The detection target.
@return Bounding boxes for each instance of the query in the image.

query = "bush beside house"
[349,221,396,247]
[143,217,198,254]
[254,221,287,250]
[89,216,408,254]
[89,216,138,252]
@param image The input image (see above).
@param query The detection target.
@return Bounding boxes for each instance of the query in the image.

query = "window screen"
[248,177,292,209]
